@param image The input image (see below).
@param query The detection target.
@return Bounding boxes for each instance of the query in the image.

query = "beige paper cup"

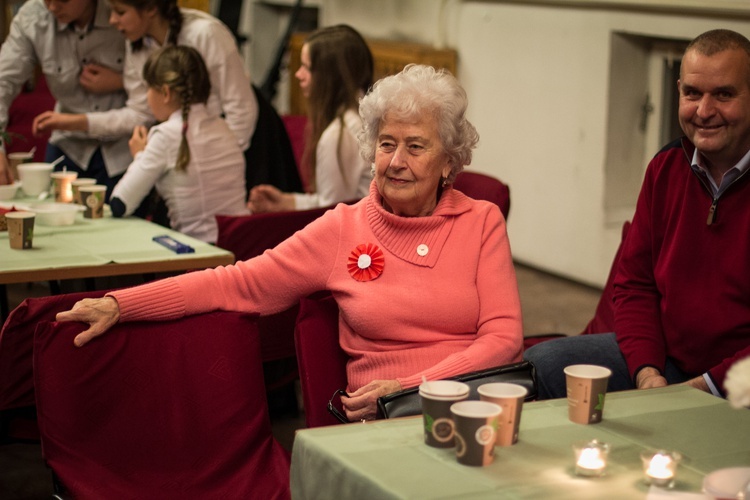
[71,178,97,205]
[478,382,527,446]
[450,400,502,466]
[564,364,612,424]
[419,380,470,448]
[6,211,35,249]
[50,171,78,203]
[7,151,34,180]
[78,184,107,219]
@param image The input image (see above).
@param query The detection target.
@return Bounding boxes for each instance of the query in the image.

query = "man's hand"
[32,111,87,135]
[341,380,402,421]
[80,63,124,94]
[635,367,668,389]
[129,125,148,156]
[681,375,710,393]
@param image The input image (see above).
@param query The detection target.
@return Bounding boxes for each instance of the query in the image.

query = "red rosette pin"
[347,243,384,282]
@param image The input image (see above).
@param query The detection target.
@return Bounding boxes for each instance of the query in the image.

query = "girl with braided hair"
[34,0,257,158]
[109,46,249,243]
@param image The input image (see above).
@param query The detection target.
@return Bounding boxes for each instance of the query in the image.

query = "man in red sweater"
[525,28,750,400]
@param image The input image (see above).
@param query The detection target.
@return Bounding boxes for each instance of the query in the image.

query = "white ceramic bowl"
[0,181,21,201]
[29,202,85,226]
[17,163,54,197]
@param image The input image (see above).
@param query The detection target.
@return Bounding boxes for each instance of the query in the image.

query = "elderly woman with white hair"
[56,64,524,421]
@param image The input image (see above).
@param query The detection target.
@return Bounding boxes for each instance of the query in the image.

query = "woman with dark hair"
[249,25,373,212]
[34,0,257,156]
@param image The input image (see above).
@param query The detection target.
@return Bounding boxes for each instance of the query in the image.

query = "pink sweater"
[111,182,524,391]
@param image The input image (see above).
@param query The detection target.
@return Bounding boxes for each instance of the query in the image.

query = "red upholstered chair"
[215,205,336,363]
[0,290,108,442]
[281,114,308,190]
[216,205,342,416]
[453,170,511,220]
[34,311,291,499]
[294,292,348,428]
[5,73,54,161]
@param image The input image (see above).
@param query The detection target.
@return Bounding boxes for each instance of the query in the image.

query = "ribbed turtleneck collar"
[365,181,473,267]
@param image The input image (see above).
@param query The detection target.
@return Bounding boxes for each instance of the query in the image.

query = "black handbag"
[375,360,537,419]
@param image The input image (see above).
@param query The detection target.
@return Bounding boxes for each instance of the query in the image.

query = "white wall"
[283,0,750,287]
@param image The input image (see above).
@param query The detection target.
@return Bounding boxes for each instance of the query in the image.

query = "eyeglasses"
[327,389,352,424]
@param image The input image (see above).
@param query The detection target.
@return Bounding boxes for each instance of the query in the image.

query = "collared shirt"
[86,8,257,152]
[0,0,130,176]
[689,145,750,397]
[689,147,750,198]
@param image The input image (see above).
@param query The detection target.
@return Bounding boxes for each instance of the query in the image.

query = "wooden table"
[0,211,233,285]
[291,386,750,499]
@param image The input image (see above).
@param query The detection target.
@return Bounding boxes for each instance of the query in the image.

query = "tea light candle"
[573,440,609,477]
[641,450,681,488]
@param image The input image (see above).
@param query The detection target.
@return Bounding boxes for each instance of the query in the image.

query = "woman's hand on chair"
[56,297,121,347]
[341,379,402,421]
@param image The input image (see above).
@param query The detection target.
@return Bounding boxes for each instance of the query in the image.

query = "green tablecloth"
[291,386,750,499]
[1,210,231,279]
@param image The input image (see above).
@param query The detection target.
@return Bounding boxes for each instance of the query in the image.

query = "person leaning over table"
[0,0,129,192]
[249,24,373,213]
[109,46,249,244]
[31,0,257,178]
[56,64,524,421]
[524,28,750,401]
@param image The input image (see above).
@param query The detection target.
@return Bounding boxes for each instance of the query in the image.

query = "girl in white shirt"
[249,25,373,212]
[110,45,248,243]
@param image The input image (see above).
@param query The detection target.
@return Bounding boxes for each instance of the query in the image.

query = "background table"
[0,212,233,284]
[291,386,750,499]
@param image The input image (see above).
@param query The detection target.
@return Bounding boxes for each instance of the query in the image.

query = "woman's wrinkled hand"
[341,379,402,421]
[56,296,121,347]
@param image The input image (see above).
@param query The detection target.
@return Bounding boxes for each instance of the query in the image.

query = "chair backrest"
[580,220,631,335]
[216,205,332,263]
[215,206,335,363]
[453,170,511,220]
[34,311,291,499]
[294,292,348,428]
[0,290,107,415]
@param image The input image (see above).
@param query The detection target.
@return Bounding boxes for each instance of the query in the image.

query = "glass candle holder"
[572,439,610,477]
[641,450,681,488]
